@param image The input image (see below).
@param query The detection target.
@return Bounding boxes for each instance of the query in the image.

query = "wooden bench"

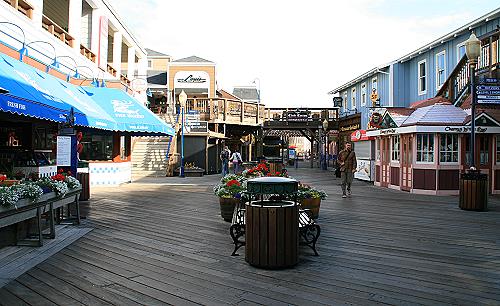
[229,201,320,256]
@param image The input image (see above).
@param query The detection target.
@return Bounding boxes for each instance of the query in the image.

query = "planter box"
[300,198,321,219]
[174,168,205,177]
[219,197,239,222]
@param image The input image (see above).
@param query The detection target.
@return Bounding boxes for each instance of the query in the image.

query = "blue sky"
[110,0,499,107]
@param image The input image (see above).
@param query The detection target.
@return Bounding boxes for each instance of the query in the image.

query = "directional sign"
[476,84,500,104]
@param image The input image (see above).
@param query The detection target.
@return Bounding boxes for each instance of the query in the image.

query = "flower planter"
[300,198,321,219]
[219,197,239,222]
[0,180,20,187]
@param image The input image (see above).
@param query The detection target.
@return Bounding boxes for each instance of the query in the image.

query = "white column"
[137,55,147,78]
[127,46,135,78]
[68,0,82,49]
[31,0,43,27]
[90,8,101,55]
[112,31,122,78]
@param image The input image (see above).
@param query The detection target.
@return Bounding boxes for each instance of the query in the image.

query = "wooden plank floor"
[1,167,499,305]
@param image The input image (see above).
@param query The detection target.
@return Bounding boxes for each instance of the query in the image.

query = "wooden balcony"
[185,98,265,126]
[120,74,131,86]
[42,15,74,47]
[80,44,96,63]
[107,64,117,77]
[3,0,33,19]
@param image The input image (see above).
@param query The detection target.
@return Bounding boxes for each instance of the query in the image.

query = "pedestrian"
[230,149,243,174]
[220,146,231,177]
[338,142,357,198]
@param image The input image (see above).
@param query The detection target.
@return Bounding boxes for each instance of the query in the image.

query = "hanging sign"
[476,85,500,104]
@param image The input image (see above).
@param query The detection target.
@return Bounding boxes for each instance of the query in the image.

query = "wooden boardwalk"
[0,168,499,305]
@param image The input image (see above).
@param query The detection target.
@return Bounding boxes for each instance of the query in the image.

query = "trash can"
[77,162,90,201]
[459,170,487,211]
[245,177,299,269]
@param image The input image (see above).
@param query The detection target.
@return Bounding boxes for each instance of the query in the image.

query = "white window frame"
[351,87,356,110]
[372,77,378,92]
[435,50,446,90]
[418,59,427,95]
[391,135,400,162]
[439,134,459,164]
[147,60,152,68]
[416,133,435,164]
[343,91,347,112]
[361,82,367,107]
[457,41,466,62]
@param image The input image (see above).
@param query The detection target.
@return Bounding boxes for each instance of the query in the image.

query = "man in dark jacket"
[338,142,357,198]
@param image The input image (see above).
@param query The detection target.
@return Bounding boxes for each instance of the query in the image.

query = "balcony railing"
[80,44,96,63]
[107,64,117,77]
[42,14,74,47]
[184,98,265,125]
[120,74,130,86]
[3,0,33,19]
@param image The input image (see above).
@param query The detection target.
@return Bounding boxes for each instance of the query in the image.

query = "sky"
[109,0,499,108]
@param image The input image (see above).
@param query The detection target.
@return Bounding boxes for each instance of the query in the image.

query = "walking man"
[338,142,357,198]
[220,146,231,176]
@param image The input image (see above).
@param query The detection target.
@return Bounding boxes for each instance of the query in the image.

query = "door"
[401,135,413,191]
[380,137,391,187]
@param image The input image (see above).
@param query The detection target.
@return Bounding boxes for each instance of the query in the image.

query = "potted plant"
[213,175,246,222]
[297,183,327,219]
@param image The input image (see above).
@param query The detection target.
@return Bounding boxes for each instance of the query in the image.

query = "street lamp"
[179,90,187,177]
[465,32,481,169]
[253,78,260,124]
[322,118,329,170]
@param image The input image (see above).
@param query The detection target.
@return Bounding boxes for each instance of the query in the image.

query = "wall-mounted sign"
[339,123,360,132]
[98,16,108,70]
[476,85,500,104]
[444,126,488,133]
[174,71,210,89]
[370,89,379,106]
[367,112,383,130]
[380,128,397,135]
[351,130,373,142]
[332,97,343,107]
[185,121,208,133]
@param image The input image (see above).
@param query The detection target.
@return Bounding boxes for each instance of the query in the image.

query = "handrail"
[41,14,74,47]
[3,0,34,19]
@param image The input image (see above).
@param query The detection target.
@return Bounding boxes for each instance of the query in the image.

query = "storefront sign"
[185,121,208,133]
[332,97,343,107]
[339,123,360,132]
[444,126,488,133]
[57,136,72,166]
[351,130,372,142]
[286,110,310,122]
[174,71,210,89]
[380,128,397,135]
[355,159,372,181]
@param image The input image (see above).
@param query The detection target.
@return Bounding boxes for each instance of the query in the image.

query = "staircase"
[131,113,179,178]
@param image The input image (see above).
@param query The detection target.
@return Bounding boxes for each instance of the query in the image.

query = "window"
[361,83,367,106]
[376,138,380,161]
[436,51,446,90]
[439,134,458,163]
[79,134,113,161]
[343,91,347,112]
[480,137,489,165]
[147,60,152,68]
[416,133,434,163]
[391,135,400,161]
[497,136,500,163]
[372,77,378,92]
[351,88,356,110]
[418,60,427,95]
[457,42,466,62]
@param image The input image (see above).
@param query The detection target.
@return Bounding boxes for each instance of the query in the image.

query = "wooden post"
[224,99,228,121]
[241,101,245,123]
[209,98,214,120]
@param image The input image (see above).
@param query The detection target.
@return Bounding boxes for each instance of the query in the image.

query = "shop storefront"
[338,114,361,150]
[367,104,500,195]
[0,52,174,187]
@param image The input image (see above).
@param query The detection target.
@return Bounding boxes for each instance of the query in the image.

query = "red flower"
[275,172,280,175]
[58,169,64,173]
[51,174,66,181]
[226,179,241,187]
[0,174,6,182]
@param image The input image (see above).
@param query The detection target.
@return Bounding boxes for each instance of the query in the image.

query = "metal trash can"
[245,177,299,269]
[459,170,487,211]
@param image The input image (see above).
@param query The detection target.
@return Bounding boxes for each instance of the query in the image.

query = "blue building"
[329,7,500,186]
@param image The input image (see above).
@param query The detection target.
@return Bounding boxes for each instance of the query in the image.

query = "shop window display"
[416,133,434,163]
[439,134,458,163]
[391,135,400,161]
[79,134,113,161]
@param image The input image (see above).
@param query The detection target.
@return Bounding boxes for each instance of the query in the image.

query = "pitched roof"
[146,48,170,57]
[409,96,451,109]
[172,56,214,63]
[401,103,467,126]
[232,87,259,101]
[385,108,415,126]
[217,89,241,101]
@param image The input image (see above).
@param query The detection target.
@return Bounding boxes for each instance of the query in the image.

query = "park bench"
[229,200,320,256]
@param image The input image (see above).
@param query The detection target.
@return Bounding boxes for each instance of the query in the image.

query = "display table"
[244,177,299,269]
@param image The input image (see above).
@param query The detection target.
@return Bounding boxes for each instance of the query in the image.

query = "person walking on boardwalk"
[230,149,243,174]
[220,146,231,176]
[338,142,357,198]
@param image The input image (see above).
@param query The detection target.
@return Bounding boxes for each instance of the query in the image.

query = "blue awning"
[83,87,175,135]
[0,54,116,129]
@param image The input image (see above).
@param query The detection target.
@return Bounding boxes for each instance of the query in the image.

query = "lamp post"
[465,32,481,169]
[179,90,187,177]
[322,118,329,170]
